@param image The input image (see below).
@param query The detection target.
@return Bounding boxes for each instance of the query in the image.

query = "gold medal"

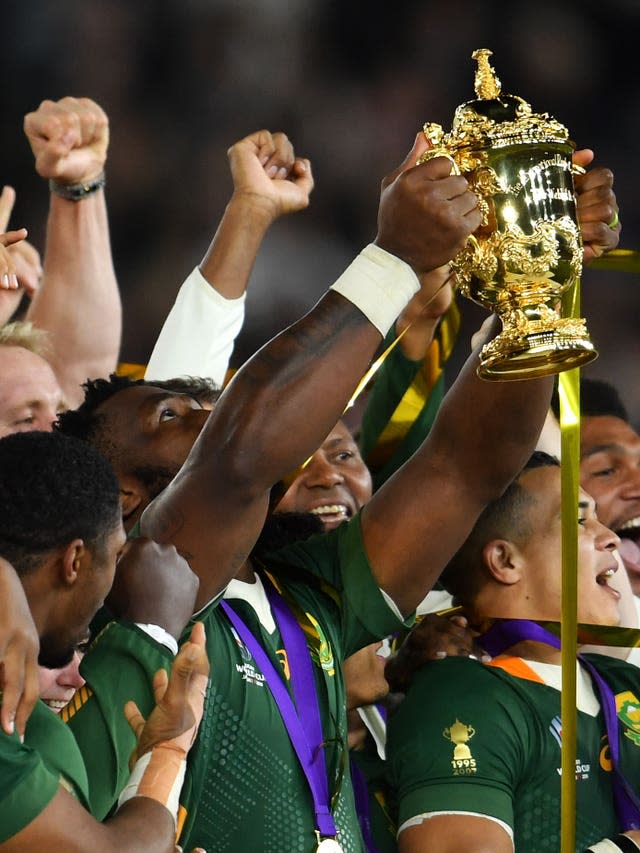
[316,839,344,853]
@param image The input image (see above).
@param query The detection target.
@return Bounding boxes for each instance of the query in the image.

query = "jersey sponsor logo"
[229,626,252,662]
[443,718,477,775]
[549,715,562,747]
[276,648,290,681]
[548,716,591,778]
[600,735,613,772]
[615,690,640,746]
[229,625,267,687]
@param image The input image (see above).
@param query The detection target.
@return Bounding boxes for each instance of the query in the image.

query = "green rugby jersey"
[0,699,90,842]
[388,653,640,852]
[66,515,411,852]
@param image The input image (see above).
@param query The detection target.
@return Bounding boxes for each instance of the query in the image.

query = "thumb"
[572,148,594,170]
[383,131,431,188]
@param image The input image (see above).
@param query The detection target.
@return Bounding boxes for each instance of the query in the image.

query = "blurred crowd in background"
[3,0,639,417]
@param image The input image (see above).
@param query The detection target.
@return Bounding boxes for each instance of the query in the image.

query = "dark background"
[3,0,639,422]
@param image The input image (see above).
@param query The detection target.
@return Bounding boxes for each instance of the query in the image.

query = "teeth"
[619,517,640,532]
[44,699,69,710]
[310,505,347,516]
[597,567,617,584]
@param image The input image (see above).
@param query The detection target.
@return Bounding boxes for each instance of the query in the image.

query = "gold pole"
[558,279,582,853]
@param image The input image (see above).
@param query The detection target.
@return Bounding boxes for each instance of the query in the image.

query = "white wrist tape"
[330,243,420,336]
[117,745,186,824]
[587,839,640,853]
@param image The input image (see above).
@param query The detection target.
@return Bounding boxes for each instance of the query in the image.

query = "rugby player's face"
[514,467,621,626]
[98,385,210,481]
[39,522,127,669]
[580,416,640,594]
[276,421,372,530]
[0,346,66,437]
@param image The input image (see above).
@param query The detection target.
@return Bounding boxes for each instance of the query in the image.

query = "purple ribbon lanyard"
[220,579,337,840]
[480,619,640,831]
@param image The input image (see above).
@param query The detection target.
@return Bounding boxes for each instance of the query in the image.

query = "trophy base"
[478,321,597,381]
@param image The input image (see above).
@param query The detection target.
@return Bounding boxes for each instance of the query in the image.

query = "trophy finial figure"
[472,49,501,100]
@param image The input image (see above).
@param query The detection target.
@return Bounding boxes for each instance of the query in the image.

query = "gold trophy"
[420,49,597,380]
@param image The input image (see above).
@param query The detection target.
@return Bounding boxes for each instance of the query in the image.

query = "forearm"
[198,192,275,299]
[363,321,552,614]
[26,190,120,408]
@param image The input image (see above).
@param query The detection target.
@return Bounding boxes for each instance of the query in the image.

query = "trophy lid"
[446,49,570,149]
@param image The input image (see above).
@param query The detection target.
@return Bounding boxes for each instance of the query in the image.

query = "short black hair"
[0,431,121,575]
[148,375,222,407]
[440,451,560,605]
[551,377,628,422]
[55,373,146,448]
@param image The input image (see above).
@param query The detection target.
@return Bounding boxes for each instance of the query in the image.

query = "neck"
[500,640,562,665]
[234,559,257,583]
[347,708,367,751]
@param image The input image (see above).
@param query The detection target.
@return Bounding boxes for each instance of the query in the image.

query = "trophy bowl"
[419,49,597,380]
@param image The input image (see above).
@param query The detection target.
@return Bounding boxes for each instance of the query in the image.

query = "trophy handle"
[418,122,461,175]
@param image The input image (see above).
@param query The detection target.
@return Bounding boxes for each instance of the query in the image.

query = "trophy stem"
[478,304,597,380]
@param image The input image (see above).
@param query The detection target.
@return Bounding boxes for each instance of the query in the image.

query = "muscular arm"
[399,814,512,853]
[142,139,481,609]
[23,98,120,410]
[0,788,175,853]
[361,319,553,616]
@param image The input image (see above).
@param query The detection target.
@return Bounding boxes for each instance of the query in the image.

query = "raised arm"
[145,129,313,384]
[142,136,482,607]
[23,97,120,409]
[360,320,553,615]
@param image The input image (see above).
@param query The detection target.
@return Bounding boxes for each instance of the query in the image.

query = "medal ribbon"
[220,578,338,841]
[479,619,640,830]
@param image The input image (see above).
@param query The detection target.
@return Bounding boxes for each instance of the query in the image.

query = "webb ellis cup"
[420,49,597,380]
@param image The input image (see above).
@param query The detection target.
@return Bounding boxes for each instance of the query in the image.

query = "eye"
[578,517,586,526]
[592,467,615,478]
[336,450,355,462]
[13,415,35,429]
[159,407,178,423]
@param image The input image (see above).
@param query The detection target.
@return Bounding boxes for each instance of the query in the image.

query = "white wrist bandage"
[329,243,420,336]
[117,745,186,824]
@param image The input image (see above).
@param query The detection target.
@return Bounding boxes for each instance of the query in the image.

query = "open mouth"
[43,698,70,713]
[616,517,640,576]
[595,564,621,600]
[309,504,351,525]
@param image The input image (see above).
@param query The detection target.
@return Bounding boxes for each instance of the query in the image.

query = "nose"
[57,652,86,690]
[36,405,59,431]
[302,456,344,489]
[596,520,621,552]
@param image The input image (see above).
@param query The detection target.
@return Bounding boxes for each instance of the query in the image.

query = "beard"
[38,633,76,670]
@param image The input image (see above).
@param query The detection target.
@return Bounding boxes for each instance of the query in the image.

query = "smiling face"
[511,466,621,626]
[38,650,86,714]
[276,420,373,529]
[580,415,640,594]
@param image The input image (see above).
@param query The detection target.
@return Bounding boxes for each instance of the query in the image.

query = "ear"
[119,475,145,522]
[61,539,86,586]
[482,538,523,586]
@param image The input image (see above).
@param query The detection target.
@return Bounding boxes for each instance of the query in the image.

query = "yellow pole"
[558,279,582,853]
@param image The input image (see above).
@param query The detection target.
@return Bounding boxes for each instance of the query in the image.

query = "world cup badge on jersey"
[616,691,640,746]
[443,718,477,775]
